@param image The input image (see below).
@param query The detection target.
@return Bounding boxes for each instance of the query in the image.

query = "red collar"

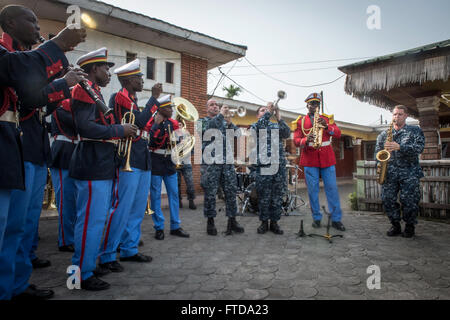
[0,33,15,52]
[120,88,137,103]
[0,32,26,52]
[85,79,101,93]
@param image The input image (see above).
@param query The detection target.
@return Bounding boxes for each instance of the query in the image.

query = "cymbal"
[286,165,296,168]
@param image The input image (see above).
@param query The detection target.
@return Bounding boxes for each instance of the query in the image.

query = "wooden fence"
[354,160,450,219]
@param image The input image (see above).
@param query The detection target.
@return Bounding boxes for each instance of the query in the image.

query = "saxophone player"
[293,93,345,231]
[375,105,425,238]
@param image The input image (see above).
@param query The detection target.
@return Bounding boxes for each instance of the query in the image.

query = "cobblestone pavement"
[31,182,450,300]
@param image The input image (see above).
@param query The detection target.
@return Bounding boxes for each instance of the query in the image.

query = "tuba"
[117,111,135,172]
[376,121,394,185]
[169,97,199,168]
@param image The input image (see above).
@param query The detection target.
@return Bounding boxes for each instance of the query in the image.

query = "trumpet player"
[202,104,245,236]
[293,93,345,231]
[250,102,291,234]
[375,105,424,238]
[98,60,161,273]
[68,48,137,291]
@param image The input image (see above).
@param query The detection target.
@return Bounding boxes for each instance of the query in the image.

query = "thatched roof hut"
[338,39,450,119]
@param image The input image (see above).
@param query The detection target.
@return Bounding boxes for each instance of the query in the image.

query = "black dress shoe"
[12,284,54,300]
[58,244,75,252]
[155,230,164,240]
[312,220,321,228]
[32,258,51,269]
[120,253,152,263]
[93,265,111,277]
[332,221,346,231]
[99,261,124,272]
[170,228,190,238]
[81,276,110,291]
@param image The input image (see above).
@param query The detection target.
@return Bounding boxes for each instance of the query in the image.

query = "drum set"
[235,161,305,216]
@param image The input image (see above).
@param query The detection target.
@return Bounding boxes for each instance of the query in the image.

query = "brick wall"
[179,54,208,199]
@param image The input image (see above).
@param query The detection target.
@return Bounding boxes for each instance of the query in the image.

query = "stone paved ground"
[32,182,450,300]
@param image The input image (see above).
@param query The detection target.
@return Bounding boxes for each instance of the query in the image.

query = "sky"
[103,0,450,126]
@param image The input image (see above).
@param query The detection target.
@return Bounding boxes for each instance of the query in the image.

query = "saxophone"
[312,106,324,149]
[376,121,394,185]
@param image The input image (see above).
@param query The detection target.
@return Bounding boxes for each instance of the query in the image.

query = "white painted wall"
[39,19,181,106]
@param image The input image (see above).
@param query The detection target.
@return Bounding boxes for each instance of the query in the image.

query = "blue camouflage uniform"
[250,111,291,222]
[0,33,71,300]
[99,87,157,263]
[202,113,240,218]
[375,124,425,225]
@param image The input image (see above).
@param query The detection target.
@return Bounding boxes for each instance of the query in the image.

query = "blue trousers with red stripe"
[50,168,77,247]
[72,179,113,281]
[151,173,181,231]
[304,165,343,222]
[0,162,47,299]
[100,168,151,263]
[0,190,11,252]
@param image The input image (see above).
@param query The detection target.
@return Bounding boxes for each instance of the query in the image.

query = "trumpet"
[226,106,246,118]
[117,111,135,172]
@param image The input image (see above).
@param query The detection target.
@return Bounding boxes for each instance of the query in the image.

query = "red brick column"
[180,54,208,198]
[416,96,441,160]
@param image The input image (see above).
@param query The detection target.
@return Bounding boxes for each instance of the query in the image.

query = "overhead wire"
[244,57,345,88]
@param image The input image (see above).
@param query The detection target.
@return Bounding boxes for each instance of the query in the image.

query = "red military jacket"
[293,113,341,168]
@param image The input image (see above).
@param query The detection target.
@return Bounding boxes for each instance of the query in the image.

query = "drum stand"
[308,206,343,243]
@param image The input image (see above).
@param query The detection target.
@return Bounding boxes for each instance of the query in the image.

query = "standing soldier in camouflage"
[250,103,291,234]
[196,99,224,199]
[375,105,425,238]
[202,104,244,236]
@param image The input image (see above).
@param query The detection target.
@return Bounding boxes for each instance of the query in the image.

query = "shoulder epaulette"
[321,113,335,124]
[72,84,94,104]
[290,114,303,131]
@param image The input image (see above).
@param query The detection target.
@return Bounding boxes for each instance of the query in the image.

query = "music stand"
[308,206,343,243]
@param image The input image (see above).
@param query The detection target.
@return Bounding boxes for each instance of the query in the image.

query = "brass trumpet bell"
[228,106,246,118]
[173,97,199,122]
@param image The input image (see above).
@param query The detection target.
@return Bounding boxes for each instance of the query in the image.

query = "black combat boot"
[270,220,284,235]
[387,221,402,237]
[402,224,415,238]
[207,217,217,236]
[229,217,244,233]
[257,220,269,234]
[189,199,197,210]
